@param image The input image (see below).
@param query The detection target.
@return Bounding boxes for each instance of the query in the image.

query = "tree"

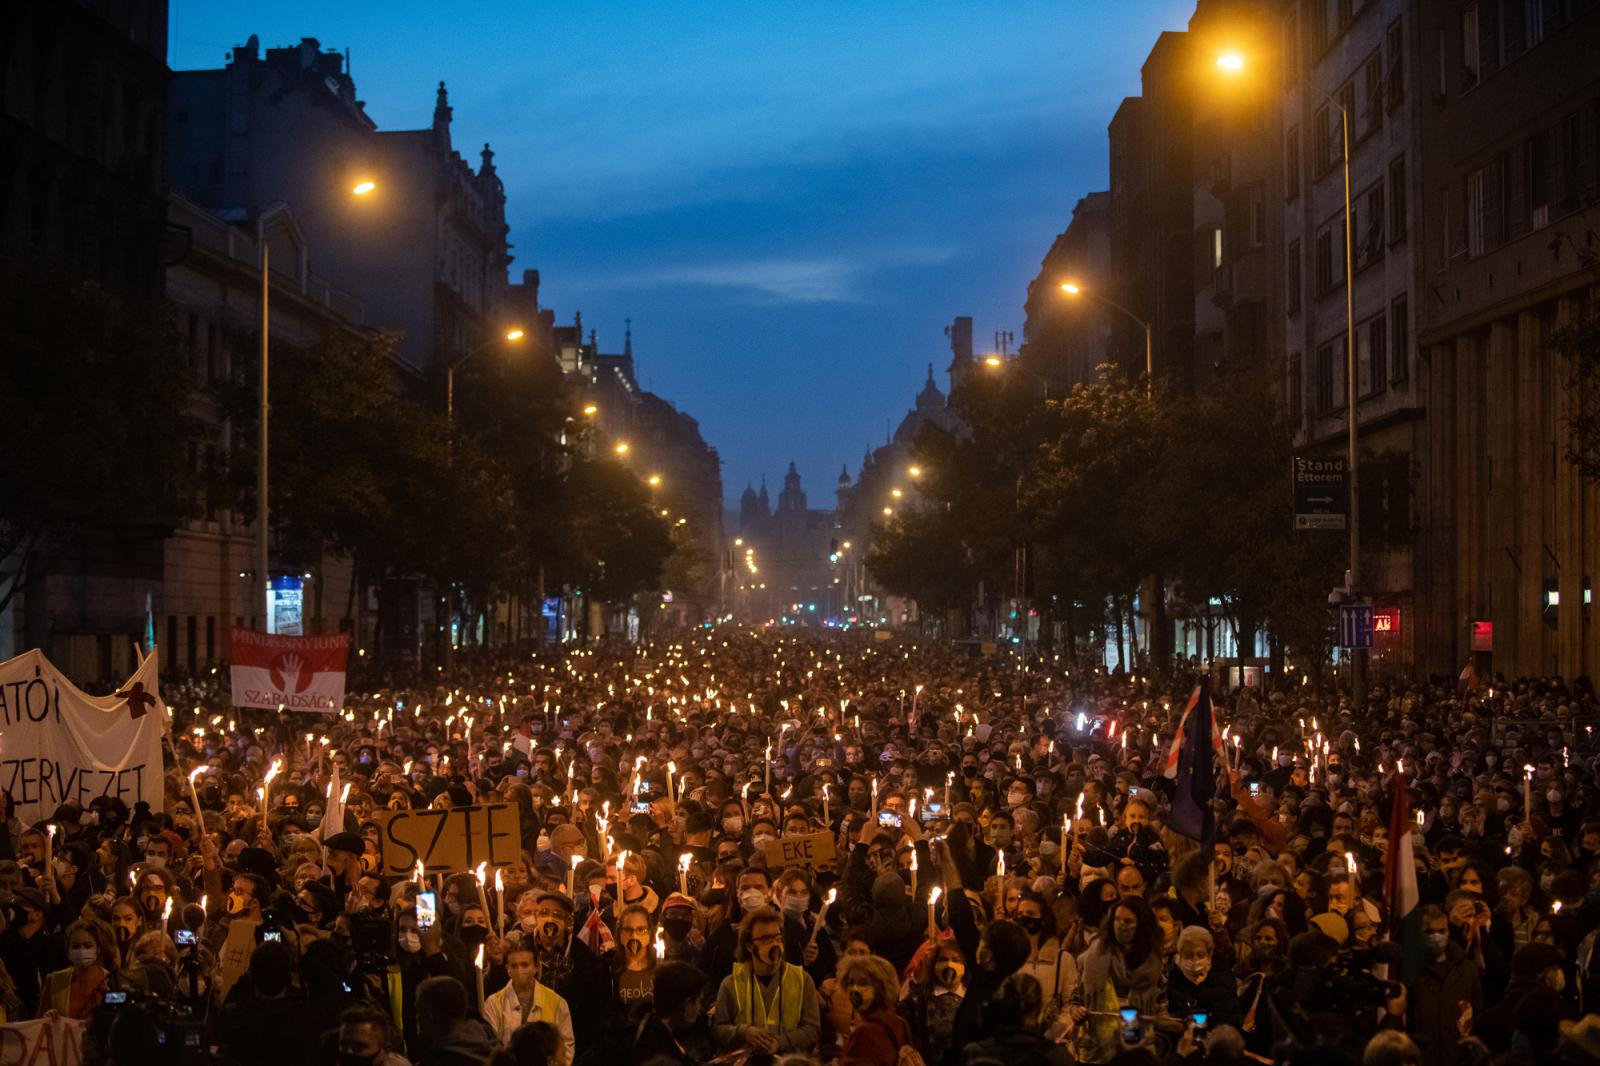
[0,275,198,624]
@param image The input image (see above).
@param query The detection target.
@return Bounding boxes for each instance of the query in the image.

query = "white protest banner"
[0,649,167,826]
[229,628,349,713]
[0,1015,86,1066]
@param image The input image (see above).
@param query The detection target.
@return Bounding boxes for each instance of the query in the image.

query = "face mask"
[397,931,421,954]
[934,960,965,988]
[144,856,166,871]
[1484,755,1498,767]
[782,894,810,916]
[723,816,744,834]
[990,828,1012,847]
[459,925,488,948]
[1439,806,1455,819]
[1017,915,1043,935]
[752,834,774,850]
[1541,873,1558,893]
[1008,791,1027,808]
[1497,798,1512,812]
[1548,790,1564,805]
[225,894,246,916]
[1179,958,1210,983]
[662,917,693,941]
[1423,932,1449,954]
[739,889,768,913]
[69,947,98,970]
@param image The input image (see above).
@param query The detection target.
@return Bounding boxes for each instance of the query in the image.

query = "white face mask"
[738,889,768,914]
[69,947,98,970]
[723,816,745,834]
[398,931,422,954]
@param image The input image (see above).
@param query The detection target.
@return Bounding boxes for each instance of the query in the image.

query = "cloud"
[580,245,956,305]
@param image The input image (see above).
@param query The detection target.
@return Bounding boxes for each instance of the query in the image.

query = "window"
[1366,314,1388,395]
[1288,240,1303,314]
[1465,167,1486,258]
[1212,226,1224,270]
[1357,183,1385,268]
[1528,127,1553,218]
[1362,54,1384,138]
[1289,354,1304,424]
[1389,155,1408,242]
[1438,29,1450,98]
[1391,294,1409,383]
[1284,8,1300,83]
[1316,343,1335,413]
[1286,126,1301,201]
[1249,186,1266,247]
[1316,218,1343,293]
[1463,4,1481,87]
[1386,18,1405,110]
[1314,106,1333,173]
[1311,0,1330,53]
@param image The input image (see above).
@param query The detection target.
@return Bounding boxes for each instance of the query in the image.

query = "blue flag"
[1167,677,1216,850]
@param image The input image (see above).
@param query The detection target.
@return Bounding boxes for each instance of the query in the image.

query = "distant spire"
[624,318,632,357]
[926,362,934,383]
[432,81,452,146]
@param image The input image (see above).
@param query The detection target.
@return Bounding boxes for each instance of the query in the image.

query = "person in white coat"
[481,941,575,1065]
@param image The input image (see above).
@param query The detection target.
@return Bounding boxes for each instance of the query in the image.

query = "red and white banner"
[229,628,349,714]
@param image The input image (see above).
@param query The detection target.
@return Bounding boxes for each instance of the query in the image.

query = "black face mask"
[962,766,979,778]
[702,888,727,908]
[814,871,839,890]
[661,917,693,941]
[459,925,489,948]
[1017,915,1044,935]
[338,1053,379,1066]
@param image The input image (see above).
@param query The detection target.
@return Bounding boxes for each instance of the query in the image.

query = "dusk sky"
[169,2,1195,507]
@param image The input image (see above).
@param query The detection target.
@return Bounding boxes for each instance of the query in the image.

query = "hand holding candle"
[808,887,837,948]
[927,885,942,939]
[678,852,691,897]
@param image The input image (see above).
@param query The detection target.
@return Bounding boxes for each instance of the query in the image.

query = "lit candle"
[44,824,55,879]
[667,761,677,804]
[870,777,878,818]
[808,887,837,951]
[822,783,831,825]
[995,850,1006,915]
[654,928,666,958]
[1524,764,1535,821]
[910,849,918,896]
[1345,851,1359,894]
[678,853,691,897]
[765,740,772,794]
[474,944,486,1006]
[944,771,953,807]
[927,885,942,939]
[1061,814,1070,876]
[414,860,425,884]
[568,854,581,897]
[494,869,505,937]
[187,767,207,822]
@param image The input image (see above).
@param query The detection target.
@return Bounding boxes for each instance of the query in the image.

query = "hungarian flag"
[1385,772,1423,981]
[1167,677,1217,852]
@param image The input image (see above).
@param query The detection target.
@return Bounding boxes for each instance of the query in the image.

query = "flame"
[678,853,692,873]
[928,886,942,906]
[475,944,485,969]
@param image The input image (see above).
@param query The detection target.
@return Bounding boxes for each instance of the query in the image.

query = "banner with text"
[0,648,166,834]
[229,628,349,713]
[373,804,523,876]
[0,1016,86,1066]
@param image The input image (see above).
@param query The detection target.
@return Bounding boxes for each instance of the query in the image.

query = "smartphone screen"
[1249,781,1261,796]
[261,929,283,943]
[1120,1007,1140,1043]
[176,928,196,947]
[877,810,902,828]
[631,800,652,814]
[1191,1012,1209,1029]
[416,891,437,930]
[921,802,945,823]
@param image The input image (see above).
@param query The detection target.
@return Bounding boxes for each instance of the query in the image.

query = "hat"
[323,831,365,857]
[8,888,46,915]
[1309,912,1349,945]
[662,892,697,912]
[549,824,585,848]
[232,847,278,883]
[535,890,575,913]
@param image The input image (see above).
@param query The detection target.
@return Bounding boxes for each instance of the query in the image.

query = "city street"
[4,2,1600,1064]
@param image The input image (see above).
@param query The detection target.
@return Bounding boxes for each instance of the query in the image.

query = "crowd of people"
[8,631,1600,1066]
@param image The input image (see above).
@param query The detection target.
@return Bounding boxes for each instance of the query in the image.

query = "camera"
[1292,946,1402,1011]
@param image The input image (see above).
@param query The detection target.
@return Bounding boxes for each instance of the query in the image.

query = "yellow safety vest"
[730,962,804,1032]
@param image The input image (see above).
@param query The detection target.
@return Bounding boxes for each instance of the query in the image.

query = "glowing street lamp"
[614,441,631,456]
[351,179,378,196]
[1059,280,1151,398]
[582,403,599,416]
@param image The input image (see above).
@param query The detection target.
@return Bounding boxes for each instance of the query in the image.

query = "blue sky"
[170,1,1195,507]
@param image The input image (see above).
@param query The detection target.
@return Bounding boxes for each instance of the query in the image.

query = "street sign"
[1340,603,1374,649]
[1293,456,1348,530]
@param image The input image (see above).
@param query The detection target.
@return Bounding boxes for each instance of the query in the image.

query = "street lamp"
[981,352,1050,399]
[1059,281,1153,397]
[614,441,631,456]
[908,466,922,479]
[256,182,374,632]
[648,474,662,487]
[1218,50,1363,711]
[582,403,599,417]
[446,327,526,428]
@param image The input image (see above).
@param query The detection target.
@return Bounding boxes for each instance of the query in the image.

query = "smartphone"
[877,810,902,829]
[1191,1012,1209,1030]
[104,991,128,1005]
[920,802,946,823]
[1128,787,1137,797]
[631,800,652,814]
[261,929,283,943]
[416,890,437,931]
[176,928,197,947]
[1249,781,1261,796]
[1120,1007,1141,1043]
[638,780,653,795]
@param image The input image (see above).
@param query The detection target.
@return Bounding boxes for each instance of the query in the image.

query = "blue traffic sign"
[1340,603,1374,649]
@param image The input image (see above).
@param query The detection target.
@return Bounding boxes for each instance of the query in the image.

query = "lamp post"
[256,180,374,632]
[981,353,1051,400]
[1058,282,1153,398]
[446,328,525,430]
[1218,51,1363,712]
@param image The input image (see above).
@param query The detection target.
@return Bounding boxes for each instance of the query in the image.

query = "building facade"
[1414,2,1600,678]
